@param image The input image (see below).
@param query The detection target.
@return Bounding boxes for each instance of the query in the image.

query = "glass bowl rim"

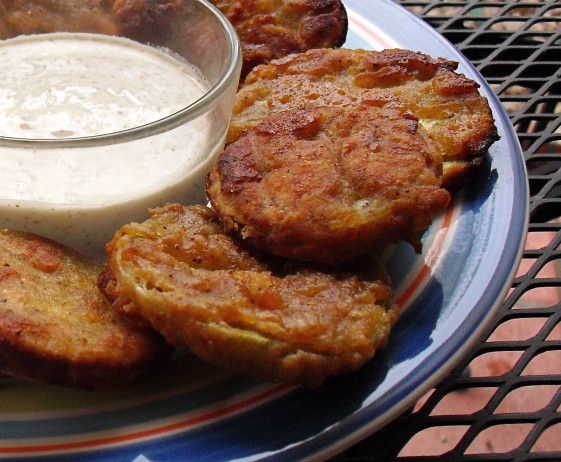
[0,0,242,148]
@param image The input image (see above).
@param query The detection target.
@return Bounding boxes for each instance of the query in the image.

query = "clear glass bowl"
[0,0,242,259]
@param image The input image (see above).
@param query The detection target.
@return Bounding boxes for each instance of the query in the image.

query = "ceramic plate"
[0,1,528,461]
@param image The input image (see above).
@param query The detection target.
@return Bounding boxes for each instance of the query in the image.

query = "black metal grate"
[337,1,561,461]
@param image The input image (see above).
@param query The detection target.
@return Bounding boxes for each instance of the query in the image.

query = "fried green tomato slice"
[207,105,451,265]
[229,48,499,189]
[0,230,170,389]
[209,0,347,78]
[104,204,396,386]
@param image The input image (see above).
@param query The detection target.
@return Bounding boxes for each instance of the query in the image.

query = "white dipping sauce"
[0,33,223,259]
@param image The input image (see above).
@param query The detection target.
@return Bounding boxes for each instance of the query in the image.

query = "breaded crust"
[229,48,499,189]
[103,204,396,386]
[0,230,170,389]
[209,0,347,78]
[207,105,451,265]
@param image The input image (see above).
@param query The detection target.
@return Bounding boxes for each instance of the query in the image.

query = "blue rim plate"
[0,1,528,461]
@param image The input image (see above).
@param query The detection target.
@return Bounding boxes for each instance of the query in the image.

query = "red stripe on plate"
[348,10,395,48]
[0,384,291,455]
[395,204,455,308]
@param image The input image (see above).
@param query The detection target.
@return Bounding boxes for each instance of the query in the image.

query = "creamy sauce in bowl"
[0,33,225,259]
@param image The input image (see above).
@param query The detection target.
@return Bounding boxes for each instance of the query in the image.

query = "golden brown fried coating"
[229,48,499,189]
[207,105,451,265]
[103,204,395,386]
[0,230,170,389]
[209,0,347,78]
